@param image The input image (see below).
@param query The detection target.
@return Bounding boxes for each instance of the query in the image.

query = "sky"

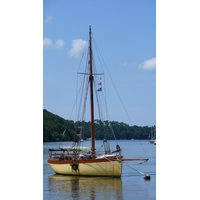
[43,0,156,126]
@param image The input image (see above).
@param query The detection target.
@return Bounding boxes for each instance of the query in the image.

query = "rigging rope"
[92,35,148,158]
[79,79,89,139]
[60,42,89,143]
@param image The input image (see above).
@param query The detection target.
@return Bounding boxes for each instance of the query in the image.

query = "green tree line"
[43,109,153,142]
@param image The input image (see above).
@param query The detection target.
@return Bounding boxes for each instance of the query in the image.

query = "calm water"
[43,140,156,200]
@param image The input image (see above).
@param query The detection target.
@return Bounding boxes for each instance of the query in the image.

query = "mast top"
[89,26,91,37]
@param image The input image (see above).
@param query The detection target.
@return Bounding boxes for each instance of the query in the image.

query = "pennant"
[97,87,102,92]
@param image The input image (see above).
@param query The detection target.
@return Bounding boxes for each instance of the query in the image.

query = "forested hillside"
[43,109,152,142]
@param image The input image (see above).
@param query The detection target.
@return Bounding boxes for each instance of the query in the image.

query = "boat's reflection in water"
[48,174,122,200]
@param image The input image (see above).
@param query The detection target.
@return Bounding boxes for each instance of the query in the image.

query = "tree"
[43,109,152,142]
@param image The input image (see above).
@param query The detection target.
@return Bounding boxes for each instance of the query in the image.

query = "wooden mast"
[89,26,95,158]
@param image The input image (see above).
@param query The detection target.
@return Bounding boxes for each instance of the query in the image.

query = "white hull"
[48,160,122,177]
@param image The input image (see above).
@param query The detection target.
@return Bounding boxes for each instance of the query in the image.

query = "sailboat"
[47,26,149,177]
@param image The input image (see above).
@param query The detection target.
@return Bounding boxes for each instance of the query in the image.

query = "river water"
[43,140,156,200]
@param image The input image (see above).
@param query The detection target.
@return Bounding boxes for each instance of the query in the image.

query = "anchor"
[71,159,79,171]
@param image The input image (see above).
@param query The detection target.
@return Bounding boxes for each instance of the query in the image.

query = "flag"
[97,87,102,92]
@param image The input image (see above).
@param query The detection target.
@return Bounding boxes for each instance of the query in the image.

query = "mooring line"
[123,161,145,175]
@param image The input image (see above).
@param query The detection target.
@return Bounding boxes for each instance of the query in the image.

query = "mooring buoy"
[144,174,151,180]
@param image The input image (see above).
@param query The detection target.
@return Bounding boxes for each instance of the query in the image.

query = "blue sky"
[43,0,156,126]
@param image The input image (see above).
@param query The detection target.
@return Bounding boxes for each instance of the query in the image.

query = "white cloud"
[119,61,135,68]
[55,40,65,49]
[138,57,156,70]
[43,38,53,49]
[43,38,64,50]
[119,62,128,67]
[68,39,88,58]
[45,16,53,24]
